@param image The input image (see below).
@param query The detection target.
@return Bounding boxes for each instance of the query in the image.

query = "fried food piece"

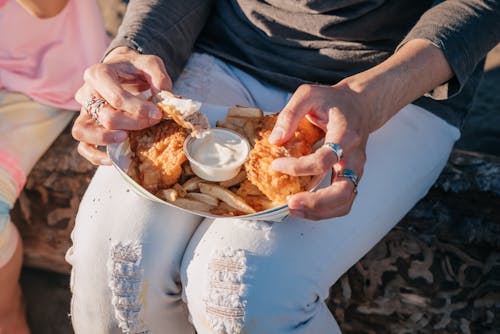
[152,91,209,137]
[128,120,188,193]
[244,115,324,203]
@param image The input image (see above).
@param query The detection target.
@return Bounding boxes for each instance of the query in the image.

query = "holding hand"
[270,83,375,221]
[72,47,171,165]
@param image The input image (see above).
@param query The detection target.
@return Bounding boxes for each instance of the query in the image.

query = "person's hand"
[269,83,376,221]
[72,46,172,165]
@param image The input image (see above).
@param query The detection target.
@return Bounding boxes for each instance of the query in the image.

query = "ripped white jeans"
[66,53,460,334]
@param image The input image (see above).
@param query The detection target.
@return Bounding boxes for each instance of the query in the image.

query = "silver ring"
[322,142,343,162]
[337,169,358,195]
[84,96,106,125]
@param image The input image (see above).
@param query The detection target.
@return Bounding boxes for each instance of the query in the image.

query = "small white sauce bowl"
[184,128,250,182]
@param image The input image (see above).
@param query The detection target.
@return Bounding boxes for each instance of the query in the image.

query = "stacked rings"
[84,96,107,125]
[337,169,359,195]
[322,142,343,162]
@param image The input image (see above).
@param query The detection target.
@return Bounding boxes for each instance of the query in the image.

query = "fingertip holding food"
[268,126,284,144]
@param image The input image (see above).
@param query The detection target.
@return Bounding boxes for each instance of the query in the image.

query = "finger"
[75,82,94,105]
[271,145,337,176]
[77,142,112,166]
[289,201,352,221]
[84,63,163,121]
[288,181,354,215]
[97,103,153,130]
[269,84,315,145]
[133,54,172,93]
[72,112,128,146]
[286,149,364,215]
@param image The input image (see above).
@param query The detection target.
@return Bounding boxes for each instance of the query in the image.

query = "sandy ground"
[18,2,500,333]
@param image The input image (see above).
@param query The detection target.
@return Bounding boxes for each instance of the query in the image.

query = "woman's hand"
[72,47,172,165]
[269,82,375,221]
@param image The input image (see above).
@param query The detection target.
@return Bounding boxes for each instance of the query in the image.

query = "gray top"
[107,0,500,129]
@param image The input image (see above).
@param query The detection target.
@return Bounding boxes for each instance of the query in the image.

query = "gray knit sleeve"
[104,0,214,80]
[397,0,500,99]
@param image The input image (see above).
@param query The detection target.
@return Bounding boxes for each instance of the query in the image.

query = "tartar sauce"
[190,131,247,167]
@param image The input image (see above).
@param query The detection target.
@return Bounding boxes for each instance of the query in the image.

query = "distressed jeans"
[66,53,460,334]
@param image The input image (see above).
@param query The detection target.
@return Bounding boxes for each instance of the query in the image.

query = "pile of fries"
[129,106,278,217]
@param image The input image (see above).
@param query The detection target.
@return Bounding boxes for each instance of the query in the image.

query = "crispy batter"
[128,120,188,193]
[244,115,324,203]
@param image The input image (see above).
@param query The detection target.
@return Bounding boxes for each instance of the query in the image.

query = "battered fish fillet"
[244,115,324,204]
[128,120,188,193]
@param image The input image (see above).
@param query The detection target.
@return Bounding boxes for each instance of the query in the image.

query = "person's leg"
[0,90,74,334]
[180,98,460,331]
[67,52,278,333]
[66,166,203,334]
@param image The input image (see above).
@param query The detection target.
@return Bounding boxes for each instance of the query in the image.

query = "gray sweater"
[107,0,500,129]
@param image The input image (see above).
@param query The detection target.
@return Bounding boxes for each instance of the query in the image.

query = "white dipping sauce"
[191,132,245,167]
[184,128,250,182]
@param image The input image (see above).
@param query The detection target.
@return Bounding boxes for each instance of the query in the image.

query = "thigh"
[0,90,74,176]
[181,105,460,333]
[68,166,202,334]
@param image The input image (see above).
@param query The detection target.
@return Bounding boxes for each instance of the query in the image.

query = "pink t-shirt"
[0,0,108,110]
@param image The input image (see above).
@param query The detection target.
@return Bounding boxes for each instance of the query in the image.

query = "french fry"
[199,183,256,214]
[225,116,248,127]
[227,106,263,119]
[161,188,178,202]
[215,120,242,133]
[210,201,242,216]
[186,192,219,207]
[166,197,215,212]
[182,176,203,191]
[242,121,257,146]
[219,170,247,188]
[173,183,187,197]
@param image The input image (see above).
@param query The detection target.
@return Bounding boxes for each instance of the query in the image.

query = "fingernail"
[269,127,285,143]
[290,200,306,210]
[114,131,127,142]
[149,107,162,120]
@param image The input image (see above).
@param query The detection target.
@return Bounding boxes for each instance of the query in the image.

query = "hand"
[270,83,376,221]
[72,47,172,165]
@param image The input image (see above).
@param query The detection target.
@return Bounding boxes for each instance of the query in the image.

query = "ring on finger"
[337,168,358,195]
[85,96,107,126]
[322,142,343,162]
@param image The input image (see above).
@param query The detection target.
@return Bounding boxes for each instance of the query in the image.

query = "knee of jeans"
[188,247,322,334]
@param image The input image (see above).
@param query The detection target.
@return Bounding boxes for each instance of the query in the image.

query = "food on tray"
[244,114,324,203]
[128,120,187,193]
[184,128,250,182]
[126,102,324,217]
[152,91,209,137]
[216,106,263,146]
